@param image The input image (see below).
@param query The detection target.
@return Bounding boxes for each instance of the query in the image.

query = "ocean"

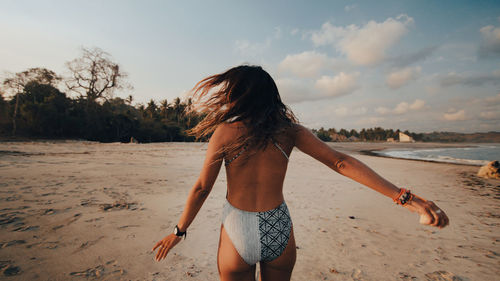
[372,143,500,166]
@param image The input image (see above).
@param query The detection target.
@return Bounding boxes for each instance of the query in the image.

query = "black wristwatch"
[174,225,187,239]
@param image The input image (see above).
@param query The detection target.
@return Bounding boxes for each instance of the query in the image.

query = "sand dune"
[0,141,498,280]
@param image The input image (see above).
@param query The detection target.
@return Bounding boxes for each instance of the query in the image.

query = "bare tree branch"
[65,47,131,104]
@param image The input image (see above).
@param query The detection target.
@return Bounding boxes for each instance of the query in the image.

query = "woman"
[152,65,449,281]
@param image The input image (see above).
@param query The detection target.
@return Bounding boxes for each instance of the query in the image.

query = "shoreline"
[327,141,493,167]
[357,149,484,167]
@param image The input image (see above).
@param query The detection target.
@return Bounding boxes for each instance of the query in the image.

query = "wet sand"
[0,141,498,280]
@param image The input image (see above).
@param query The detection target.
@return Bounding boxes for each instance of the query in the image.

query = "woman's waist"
[224,194,286,213]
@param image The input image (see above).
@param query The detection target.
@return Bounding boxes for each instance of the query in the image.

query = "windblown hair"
[186,65,298,164]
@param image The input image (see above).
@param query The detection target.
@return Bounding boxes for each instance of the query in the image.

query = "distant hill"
[420,131,500,143]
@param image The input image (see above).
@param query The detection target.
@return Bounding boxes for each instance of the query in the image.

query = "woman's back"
[222,121,294,212]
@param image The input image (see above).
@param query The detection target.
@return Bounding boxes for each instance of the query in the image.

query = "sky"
[1,0,500,133]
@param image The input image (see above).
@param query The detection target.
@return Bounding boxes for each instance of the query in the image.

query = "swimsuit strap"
[224,138,289,167]
[224,144,248,166]
[272,141,289,161]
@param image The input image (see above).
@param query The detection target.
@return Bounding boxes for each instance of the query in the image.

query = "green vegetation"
[0,48,204,142]
[0,81,203,142]
[312,127,423,142]
[311,127,500,143]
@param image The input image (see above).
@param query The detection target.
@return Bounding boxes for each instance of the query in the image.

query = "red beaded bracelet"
[393,188,414,206]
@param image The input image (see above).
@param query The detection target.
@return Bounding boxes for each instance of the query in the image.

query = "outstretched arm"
[153,125,225,261]
[293,123,449,228]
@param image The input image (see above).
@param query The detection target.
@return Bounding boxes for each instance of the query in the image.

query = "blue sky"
[1,0,499,133]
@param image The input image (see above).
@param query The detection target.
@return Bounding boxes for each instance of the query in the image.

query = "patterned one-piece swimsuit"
[221,140,292,265]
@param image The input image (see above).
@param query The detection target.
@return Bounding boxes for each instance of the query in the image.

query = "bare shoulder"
[291,123,310,134]
[211,122,243,146]
[211,123,230,143]
[291,123,314,145]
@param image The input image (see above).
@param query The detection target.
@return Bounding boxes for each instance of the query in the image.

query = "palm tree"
[173,97,182,123]
[146,99,158,119]
[160,99,169,119]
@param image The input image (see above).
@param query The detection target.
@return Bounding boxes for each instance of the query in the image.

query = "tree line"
[0,47,204,142]
[312,127,425,142]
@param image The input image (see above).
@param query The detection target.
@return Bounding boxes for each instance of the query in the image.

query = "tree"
[65,47,130,105]
[146,99,158,119]
[0,91,10,134]
[159,99,169,119]
[172,97,182,123]
[339,128,349,137]
[316,127,332,141]
[2,68,61,135]
[18,81,71,136]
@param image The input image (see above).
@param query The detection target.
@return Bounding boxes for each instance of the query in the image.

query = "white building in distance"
[399,132,415,142]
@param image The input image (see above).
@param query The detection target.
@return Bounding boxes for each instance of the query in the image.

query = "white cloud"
[443,109,466,121]
[334,106,367,117]
[479,24,500,58]
[275,78,312,104]
[276,72,359,103]
[344,4,357,12]
[279,51,331,78]
[311,14,413,65]
[385,66,421,89]
[484,93,500,104]
[355,116,385,126]
[479,111,500,120]
[376,99,426,115]
[409,99,425,110]
[234,38,271,57]
[375,106,391,114]
[314,72,359,98]
[440,70,500,87]
[393,102,410,114]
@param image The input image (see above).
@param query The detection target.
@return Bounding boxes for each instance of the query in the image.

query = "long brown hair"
[186,65,298,164]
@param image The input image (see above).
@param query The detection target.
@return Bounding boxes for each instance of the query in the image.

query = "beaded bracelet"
[393,188,414,206]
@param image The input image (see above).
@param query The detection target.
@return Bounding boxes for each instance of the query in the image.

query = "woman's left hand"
[152,234,182,261]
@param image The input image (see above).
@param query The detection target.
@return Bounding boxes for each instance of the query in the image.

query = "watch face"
[174,226,179,235]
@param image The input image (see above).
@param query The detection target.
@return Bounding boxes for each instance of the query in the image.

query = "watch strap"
[174,225,187,239]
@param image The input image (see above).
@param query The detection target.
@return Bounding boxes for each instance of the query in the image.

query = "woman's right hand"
[402,196,449,229]
[152,233,182,262]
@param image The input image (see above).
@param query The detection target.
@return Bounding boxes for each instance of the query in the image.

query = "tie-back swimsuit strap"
[224,139,288,166]
[221,198,293,265]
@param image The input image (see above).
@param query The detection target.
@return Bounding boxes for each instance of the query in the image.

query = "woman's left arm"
[153,125,225,261]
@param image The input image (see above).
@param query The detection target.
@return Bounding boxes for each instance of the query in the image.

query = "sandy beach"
[0,141,498,280]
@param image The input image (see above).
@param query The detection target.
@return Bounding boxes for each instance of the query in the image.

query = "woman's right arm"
[293,123,449,229]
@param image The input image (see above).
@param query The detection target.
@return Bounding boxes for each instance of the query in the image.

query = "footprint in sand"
[99,201,137,211]
[41,208,58,215]
[0,261,21,276]
[425,270,464,281]
[117,225,140,230]
[73,236,106,253]
[69,262,125,278]
[12,225,39,232]
[398,271,418,280]
[0,240,26,248]
[350,268,366,281]
[0,213,24,227]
